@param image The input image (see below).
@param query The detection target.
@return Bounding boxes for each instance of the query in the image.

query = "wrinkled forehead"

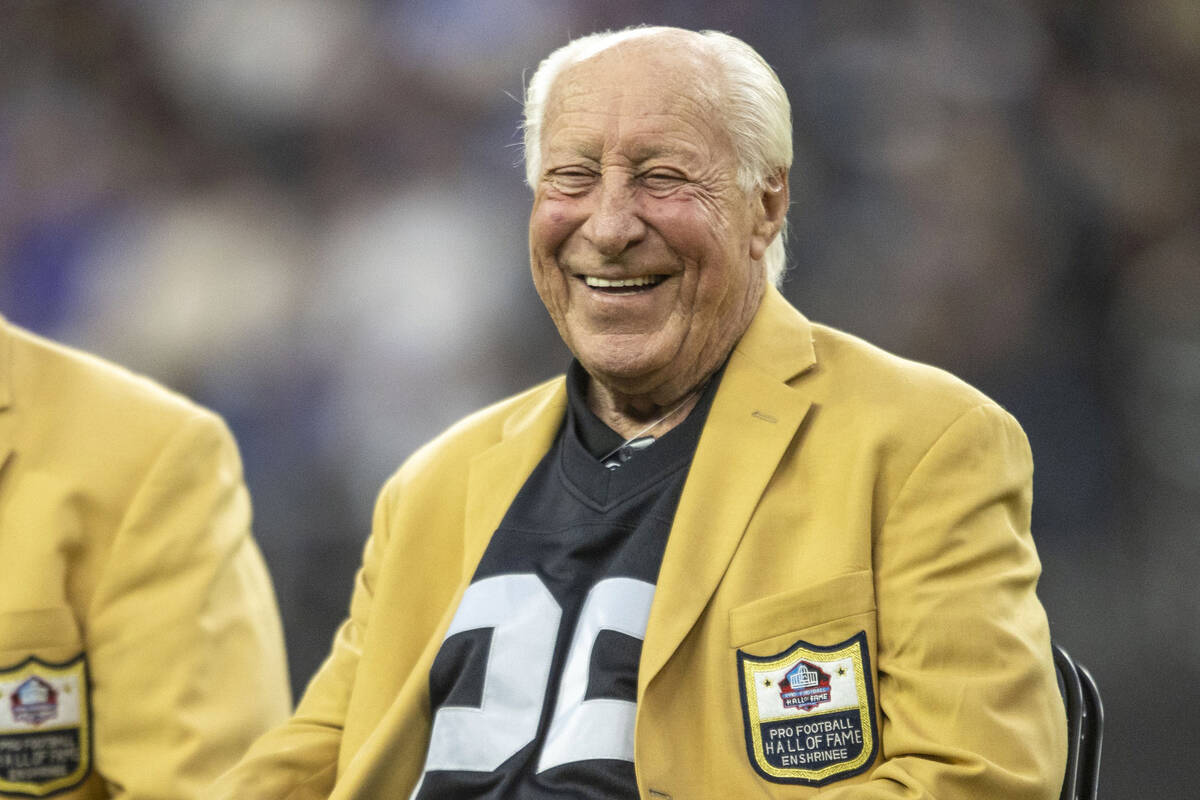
[541,36,729,160]
[546,35,723,124]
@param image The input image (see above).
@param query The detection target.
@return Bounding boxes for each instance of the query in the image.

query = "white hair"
[522,26,793,286]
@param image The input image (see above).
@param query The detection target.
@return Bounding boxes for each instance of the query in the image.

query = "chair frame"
[1053,643,1103,800]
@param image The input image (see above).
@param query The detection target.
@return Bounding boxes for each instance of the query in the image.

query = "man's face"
[529,39,776,404]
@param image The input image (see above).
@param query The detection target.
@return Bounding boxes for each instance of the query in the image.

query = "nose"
[580,171,646,257]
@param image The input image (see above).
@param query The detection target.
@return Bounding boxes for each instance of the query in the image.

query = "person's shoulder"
[803,321,1020,448]
[745,291,1001,425]
[809,322,996,410]
[4,320,227,445]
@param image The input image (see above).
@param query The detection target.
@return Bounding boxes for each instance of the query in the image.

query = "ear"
[748,169,789,262]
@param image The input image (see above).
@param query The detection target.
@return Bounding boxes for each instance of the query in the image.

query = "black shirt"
[412,363,719,799]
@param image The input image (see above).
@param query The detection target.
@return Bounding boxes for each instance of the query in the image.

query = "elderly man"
[216,26,1066,799]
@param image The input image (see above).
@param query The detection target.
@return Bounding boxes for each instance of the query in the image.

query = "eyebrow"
[543,136,706,169]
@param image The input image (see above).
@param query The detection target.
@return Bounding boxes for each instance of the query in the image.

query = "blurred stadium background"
[2,1,1197,795]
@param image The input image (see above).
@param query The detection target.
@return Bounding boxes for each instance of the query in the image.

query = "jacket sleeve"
[823,403,1067,799]
[85,410,292,799]
[210,465,395,800]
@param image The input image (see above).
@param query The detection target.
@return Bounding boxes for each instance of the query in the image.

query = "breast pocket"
[0,607,95,797]
[728,570,875,651]
[729,571,881,790]
[0,607,84,664]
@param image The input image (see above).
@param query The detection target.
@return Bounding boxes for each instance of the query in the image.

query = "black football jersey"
[410,364,717,799]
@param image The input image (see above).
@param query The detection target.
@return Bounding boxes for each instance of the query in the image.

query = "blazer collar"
[732,283,817,385]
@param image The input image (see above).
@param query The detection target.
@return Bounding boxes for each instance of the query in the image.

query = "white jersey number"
[419,574,656,778]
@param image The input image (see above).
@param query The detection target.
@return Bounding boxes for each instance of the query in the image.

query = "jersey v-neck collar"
[559,361,721,509]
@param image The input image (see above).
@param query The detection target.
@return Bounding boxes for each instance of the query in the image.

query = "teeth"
[584,275,662,288]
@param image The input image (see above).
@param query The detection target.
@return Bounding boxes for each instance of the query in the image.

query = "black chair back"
[1053,643,1104,800]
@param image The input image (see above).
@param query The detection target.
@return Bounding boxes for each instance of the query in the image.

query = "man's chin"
[575,351,707,405]
[576,348,672,387]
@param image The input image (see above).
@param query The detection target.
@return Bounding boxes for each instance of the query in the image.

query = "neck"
[586,377,708,440]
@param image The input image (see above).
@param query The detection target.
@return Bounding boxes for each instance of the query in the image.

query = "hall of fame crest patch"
[0,655,92,797]
[736,631,878,786]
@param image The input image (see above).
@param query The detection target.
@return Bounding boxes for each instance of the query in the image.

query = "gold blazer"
[0,319,290,798]
[217,287,1066,799]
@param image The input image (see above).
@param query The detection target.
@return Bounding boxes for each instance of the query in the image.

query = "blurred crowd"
[2,1,1196,795]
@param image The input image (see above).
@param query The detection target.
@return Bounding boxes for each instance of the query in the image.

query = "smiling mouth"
[581,274,666,293]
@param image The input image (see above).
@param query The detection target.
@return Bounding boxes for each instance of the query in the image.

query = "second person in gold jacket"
[0,317,291,799]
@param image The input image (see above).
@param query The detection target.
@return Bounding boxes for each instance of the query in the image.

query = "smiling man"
[216,26,1066,799]
[528,38,776,433]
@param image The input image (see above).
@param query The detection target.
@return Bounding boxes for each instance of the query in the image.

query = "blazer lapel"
[331,380,568,800]
[462,379,567,572]
[639,287,817,694]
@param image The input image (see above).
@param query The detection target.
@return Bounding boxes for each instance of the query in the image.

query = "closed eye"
[639,170,686,192]
[546,168,597,194]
